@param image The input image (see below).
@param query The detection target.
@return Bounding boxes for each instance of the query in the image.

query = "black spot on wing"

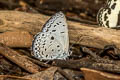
[56,23,59,25]
[111,3,116,10]
[44,40,46,42]
[63,53,66,55]
[42,34,44,36]
[51,36,54,40]
[108,8,111,14]
[35,48,37,50]
[106,21,109,28]
[46,55,48,57]
[35,52,39,57]
[52,30,56,32]
[104,13,108,21]
[41,13,58,31]
[46,28,49,32]
[57,45,60,47]
[61,32,65,33]
[52,49,54,51]
[63,25,65,26]
[32,33,41,51]
[54,25,56,27]
[45,48,46,51]
[41,51,44,55]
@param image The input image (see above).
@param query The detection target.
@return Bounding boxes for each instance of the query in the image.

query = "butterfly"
[97,0,120,28]
[32,11,70,60]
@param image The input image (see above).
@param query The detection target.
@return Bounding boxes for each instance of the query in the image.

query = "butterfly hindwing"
[32,12,69,60]
[97,0,120,28]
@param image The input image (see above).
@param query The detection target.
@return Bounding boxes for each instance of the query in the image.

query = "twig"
[57,68,75,80]
[52,59,120,73]
[0,43,40,73]
[26,56,51,68]
[81,47,101,59]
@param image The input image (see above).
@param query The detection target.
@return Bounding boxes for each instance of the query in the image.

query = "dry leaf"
[81,68,120,80]
[24,67,58,80]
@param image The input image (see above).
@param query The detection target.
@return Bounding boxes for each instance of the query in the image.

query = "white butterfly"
[32,12,70,60]
[97,0,120,28]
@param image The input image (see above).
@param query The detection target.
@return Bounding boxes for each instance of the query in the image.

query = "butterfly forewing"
[32,12,69,60]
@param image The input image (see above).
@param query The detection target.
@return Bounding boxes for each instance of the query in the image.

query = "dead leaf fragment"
[24,67,58,80]
[81,68,120,80]
[0,75,30,80]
